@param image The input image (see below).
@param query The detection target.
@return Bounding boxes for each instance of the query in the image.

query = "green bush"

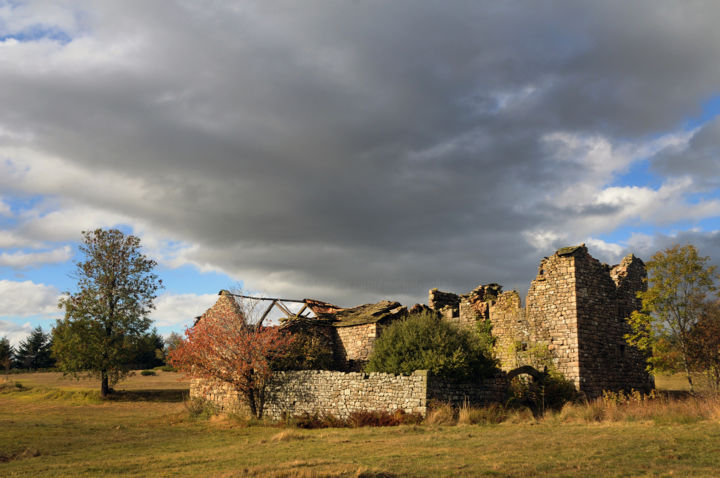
[140,369,156,376]
[365,312,498,380]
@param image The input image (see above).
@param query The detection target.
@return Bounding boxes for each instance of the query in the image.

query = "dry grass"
[424,402,456,426]
[553,391,720,425]
[2,373,720,476]
[457,402,507,425]
[1,369,190,391]
[270,430,307,442]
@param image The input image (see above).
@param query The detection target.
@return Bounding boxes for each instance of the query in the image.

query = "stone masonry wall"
[574,251,653,397]
[333,323,379,371]
[488,291,527,370]
[192,370,510,420]
[427,374,508,408]
[525,249,581,386]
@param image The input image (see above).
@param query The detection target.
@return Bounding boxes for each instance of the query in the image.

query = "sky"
[1,0,719,345]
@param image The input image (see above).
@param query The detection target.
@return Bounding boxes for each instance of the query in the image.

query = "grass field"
[2,372,720,477]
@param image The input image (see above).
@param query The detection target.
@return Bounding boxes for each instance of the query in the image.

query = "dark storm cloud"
[1,1,720,305]
[652,117,720,188]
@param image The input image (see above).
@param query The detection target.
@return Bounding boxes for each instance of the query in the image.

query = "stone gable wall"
[333,323,378,371]
[192,370,509,420]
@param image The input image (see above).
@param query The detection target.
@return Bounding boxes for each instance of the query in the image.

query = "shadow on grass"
[106,388,188,402]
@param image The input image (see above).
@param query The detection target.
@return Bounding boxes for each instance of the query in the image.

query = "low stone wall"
[192,370,510,420]
[427,374,508,408]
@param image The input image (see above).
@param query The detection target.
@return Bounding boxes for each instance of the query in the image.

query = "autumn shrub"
[365,311,498,380]
[286,412,347,429]
[347,410,423,427]
[284,410,421,429]
[169,311,295,418]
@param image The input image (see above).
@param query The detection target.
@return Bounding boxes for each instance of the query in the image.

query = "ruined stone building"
[429,244,653,398]
[199,244,653,400]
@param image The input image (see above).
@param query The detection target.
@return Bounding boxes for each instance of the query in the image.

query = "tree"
[626,244,719,393]
[365,311,498,380]
[15,326,54,370]
[127,328,165,370]
[687,301,720,391]
[54,229,163,397]
[169,294,295,418]
[163,332,183,357]
[0,336,13,377]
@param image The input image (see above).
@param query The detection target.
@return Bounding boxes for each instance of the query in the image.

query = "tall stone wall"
[525,248,581,385]
[524,245,652,397]
[192,370,509,420]
[575,251,653,397]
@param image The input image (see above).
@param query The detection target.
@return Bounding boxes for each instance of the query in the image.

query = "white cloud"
[0,198,10,216]
[583,238,625,263]
[0,320,33,347]
[0,246,72,268]
[0,279,60,317]
[151,292,218,328]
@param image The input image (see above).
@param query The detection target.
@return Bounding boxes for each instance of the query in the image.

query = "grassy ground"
[2,373,720,477]
[654,372,714,393]
[1,369,189,391]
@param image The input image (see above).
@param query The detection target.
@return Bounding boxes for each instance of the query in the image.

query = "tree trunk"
[683,359,695,395]
[256,388,265,419]
[101,371,110,398]
[245,390,257,418]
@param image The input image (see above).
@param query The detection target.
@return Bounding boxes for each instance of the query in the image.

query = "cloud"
[651,116,720,188]
[151,292,219,328]
[0,246,72,268]
[0,1,719,304]
[0,198,10,216]
[0,320,33,347]
[0,279,60,317]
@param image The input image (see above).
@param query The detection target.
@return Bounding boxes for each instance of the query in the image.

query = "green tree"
[54,229,163,397]
[0,336,13,376]
[365,311,498,380]
[15,326,54,370]
[127,328,165,369]
[626,244,719,393]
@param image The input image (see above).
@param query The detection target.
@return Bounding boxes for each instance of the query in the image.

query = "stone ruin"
[192,244,653,416]
[429,244,653,398]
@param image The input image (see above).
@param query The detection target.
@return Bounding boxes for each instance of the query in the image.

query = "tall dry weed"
[457,402,507,425]
[554,390,720,424]
[425,403,456,426]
